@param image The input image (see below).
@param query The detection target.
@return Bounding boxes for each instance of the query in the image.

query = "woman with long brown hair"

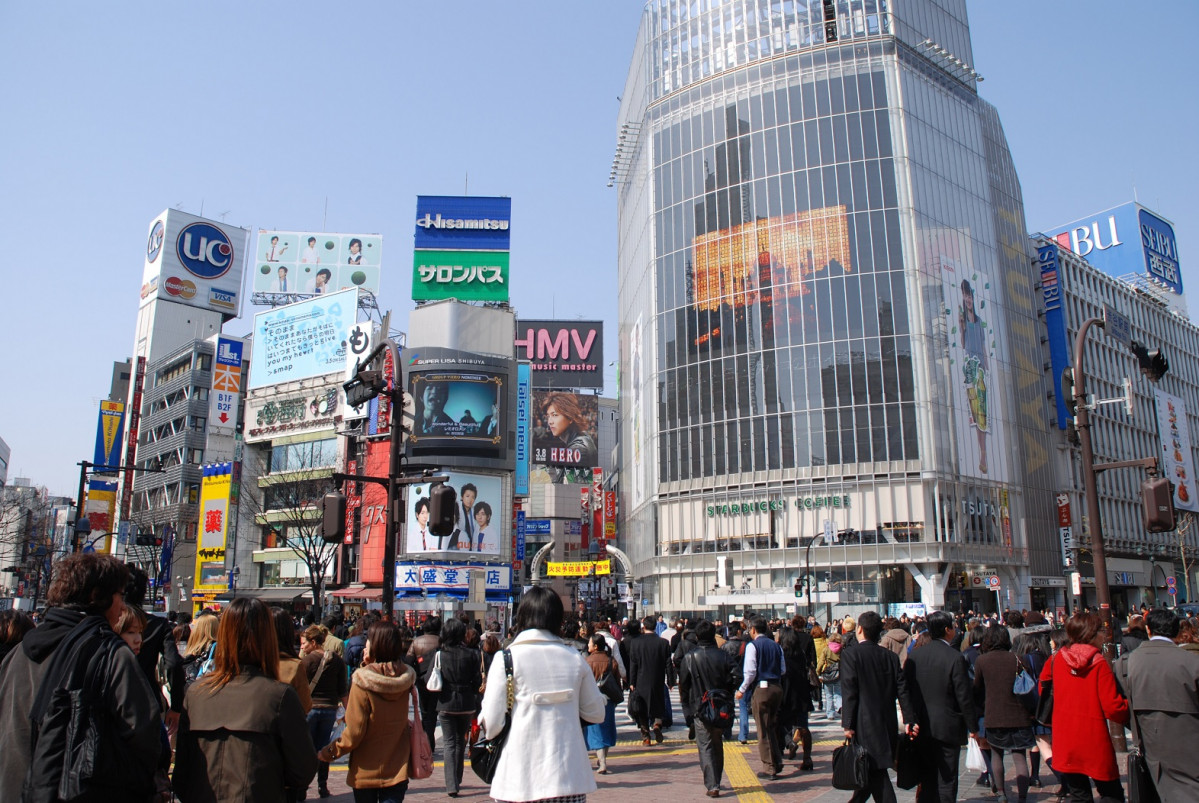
[173,597,317,802]
[318,620,418,802]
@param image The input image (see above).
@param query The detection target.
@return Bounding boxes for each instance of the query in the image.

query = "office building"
[615,0,1056,614]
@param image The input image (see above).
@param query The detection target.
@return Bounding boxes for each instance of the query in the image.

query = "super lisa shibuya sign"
[515,320,604,389]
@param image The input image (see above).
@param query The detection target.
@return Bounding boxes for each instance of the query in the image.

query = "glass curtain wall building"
[616,0,1057,615]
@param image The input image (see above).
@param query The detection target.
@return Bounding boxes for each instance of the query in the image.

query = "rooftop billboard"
[1046,202,1183,295]
[251,230,383,303]
[515,320,604,389]
[412,195,511,303]
[140,209,250,320]
[248,288,358,389]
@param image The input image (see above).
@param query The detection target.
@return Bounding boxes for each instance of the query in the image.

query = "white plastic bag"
[966,738,987,773]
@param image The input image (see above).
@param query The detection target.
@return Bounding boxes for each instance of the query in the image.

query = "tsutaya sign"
[707,495,851,516]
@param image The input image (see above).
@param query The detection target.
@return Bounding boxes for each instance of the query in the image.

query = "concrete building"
[614,0,1055,616]
[1033,235,1199,612]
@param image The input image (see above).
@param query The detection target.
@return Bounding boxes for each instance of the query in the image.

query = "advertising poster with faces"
[405,471,502,556]
[252,230,383,300]
[530,390,599,484]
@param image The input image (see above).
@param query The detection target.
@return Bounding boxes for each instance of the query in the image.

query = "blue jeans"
[353,782,408,803]
[738,684,755,741]
[823,681,842,719]
[307,706,338,791]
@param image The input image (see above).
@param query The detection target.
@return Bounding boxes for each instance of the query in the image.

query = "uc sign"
[177,222,234,280]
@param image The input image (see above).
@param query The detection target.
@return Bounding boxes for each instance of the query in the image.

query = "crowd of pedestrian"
[1,555,1197,803]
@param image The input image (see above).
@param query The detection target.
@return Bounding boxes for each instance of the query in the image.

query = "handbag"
[965,738,988,773]
[1012,655,1036,695]
[425,651,444,693]
[894,735,920,790]
[470,649,513,783]
[1034,678,1054,727]
[819,664,840,684]
[807,664,821,689]
[831,737,872,790]
[407,685,434,780]
[599,662,624,705]
[1128,745,1160,803]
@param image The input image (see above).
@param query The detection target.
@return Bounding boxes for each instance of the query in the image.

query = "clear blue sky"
[1,2,1195,497]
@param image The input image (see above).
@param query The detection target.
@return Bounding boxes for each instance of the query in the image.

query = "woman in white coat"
[479,586,607,802]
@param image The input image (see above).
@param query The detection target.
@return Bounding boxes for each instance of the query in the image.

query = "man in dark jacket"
[842,610,917,803]
[672,627,699,737]
[679,620,741,798]
[9,553,163,802]
[722,621,753,743]
[627,616,672,744]
[406,615,442,750]
[903,610,977,803]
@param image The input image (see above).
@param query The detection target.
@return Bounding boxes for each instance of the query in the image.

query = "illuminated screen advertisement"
[140,209,249,319]
[405,471,502,556]
[249,288,359,389]
[408,371,502,448]
[1047,202,1183,295]
[1153,389,1199,513]
[194,463,233,592]
[251,230,383,302]
[928,228,1009,484]
[530,390,598,484]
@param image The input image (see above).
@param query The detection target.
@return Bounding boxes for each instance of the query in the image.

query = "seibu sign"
[516,320,604,389]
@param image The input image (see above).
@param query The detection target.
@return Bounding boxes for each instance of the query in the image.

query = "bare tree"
[1174,512,1198,603]
[242,447,340,614]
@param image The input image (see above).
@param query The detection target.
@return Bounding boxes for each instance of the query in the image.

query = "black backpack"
[696,688,735,727]
[25,624,155,803]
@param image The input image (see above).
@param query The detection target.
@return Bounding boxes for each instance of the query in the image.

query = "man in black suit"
[842,610,918,803]
[627,616,673,744]
[903,610,977,803]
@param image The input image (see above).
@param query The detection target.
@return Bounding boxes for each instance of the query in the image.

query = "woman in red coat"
[1040,612,1129,802]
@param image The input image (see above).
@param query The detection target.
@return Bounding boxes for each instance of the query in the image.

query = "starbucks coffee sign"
[706,495,851,517]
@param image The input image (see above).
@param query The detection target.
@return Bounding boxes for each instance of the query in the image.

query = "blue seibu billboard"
[1046,202,1183,295]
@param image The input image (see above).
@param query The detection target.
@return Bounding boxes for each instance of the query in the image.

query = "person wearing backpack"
[182,611,219,686]
[679,619,741,798]
[20,553,165,802]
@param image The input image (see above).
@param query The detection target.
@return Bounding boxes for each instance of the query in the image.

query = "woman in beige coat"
[272,606,312,713]
[318,620,417,802]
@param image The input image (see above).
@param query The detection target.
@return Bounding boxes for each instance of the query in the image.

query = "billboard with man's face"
[251,230,383,302]
[530,390,599,484]
[405,471,503,556]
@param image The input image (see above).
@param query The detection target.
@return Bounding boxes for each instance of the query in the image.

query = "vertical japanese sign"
[194,463,233,592]
[515,363,530,496]
[93,401,125,471]
[591,468,604,547]
[1036,242,1073,430]
[121,356,146,521]
[208,336,244,432]
[1056,493,1074,568]
[580,487,590,549]
[358,441,391,583]
[515,510,526,562]
[344,458,360,546]
[1154,388,1199,512]
[604,491,616,541]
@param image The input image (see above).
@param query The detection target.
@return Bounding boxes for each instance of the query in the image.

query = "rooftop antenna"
[218,210,230,222]
[465,172,469,195]
[199,199,204,217]
[323,197,328,230]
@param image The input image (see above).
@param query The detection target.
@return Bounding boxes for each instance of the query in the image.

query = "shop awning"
[328,585,383,600]
[215,587,313,602]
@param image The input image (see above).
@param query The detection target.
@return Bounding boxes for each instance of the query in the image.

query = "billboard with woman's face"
[530,391,598,484]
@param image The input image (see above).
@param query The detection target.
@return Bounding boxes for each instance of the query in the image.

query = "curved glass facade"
[616,0,1057,614]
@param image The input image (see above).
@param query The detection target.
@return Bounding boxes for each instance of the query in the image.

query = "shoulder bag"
[426,650,444,692]
[1118,656,1161,803]
[408,684,434,779]
[599,658,624,705]
[819,663,840,684]
[831,737,871,791]
[470,649,513,783]
[308,650,332,693]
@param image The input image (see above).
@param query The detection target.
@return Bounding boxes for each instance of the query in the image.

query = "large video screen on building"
[408,370,503,454]
[530,390,598,484]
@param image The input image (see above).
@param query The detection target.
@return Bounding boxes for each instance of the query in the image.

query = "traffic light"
[1130,341,1169,383]
[1142,477,1176,532]
[794,579,802,598]
[429,484,457,537]
[344,369,385,408]
[321,491,348,543]
[154,534,163,548]
[135,530,154,546]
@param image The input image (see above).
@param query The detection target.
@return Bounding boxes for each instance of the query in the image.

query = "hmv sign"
[1048,201,1183,295]
[515,320,604,389]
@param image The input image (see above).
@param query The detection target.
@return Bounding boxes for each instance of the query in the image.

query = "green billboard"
[412,249,509,302]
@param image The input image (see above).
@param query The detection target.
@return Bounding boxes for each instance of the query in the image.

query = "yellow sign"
[194,465,234,593]
[546,559,611,577]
